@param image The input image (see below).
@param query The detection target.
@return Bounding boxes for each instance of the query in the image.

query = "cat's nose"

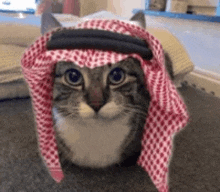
[89,102,104,113]
[85,83,109,113]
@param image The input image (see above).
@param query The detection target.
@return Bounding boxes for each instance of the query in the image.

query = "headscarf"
[21,19,189,192]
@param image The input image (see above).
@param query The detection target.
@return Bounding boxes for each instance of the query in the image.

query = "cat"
[41,12,174,169]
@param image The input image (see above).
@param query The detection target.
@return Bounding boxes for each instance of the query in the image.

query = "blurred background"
[0,0,220,97]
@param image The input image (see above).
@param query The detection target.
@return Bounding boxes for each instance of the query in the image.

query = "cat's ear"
[130,12,146,29]
[41,13,62,34]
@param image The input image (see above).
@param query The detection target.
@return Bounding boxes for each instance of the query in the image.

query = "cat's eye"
[64,68,83,86]
[108,67,125,85]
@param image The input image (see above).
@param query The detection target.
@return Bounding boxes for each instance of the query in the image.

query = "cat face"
[53,58,149,120]
[52,58,151,168]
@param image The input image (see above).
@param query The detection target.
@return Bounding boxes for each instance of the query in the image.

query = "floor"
[1,85,220,192]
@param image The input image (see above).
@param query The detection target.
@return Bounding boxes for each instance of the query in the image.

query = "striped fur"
[52,58,150,168]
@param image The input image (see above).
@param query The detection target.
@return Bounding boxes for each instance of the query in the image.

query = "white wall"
[107,0,145,18]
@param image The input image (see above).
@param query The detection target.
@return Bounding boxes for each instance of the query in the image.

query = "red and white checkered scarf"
[21,19,189,192]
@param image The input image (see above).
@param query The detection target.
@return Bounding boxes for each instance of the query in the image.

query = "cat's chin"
[70,155,120,168]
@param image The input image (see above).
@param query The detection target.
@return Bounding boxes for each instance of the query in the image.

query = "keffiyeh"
[21,19,189,192]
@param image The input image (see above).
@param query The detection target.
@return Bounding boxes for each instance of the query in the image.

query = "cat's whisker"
[124,105,148,118]
[127,111,147,119]
[55,105,78,109]
[125,104,147,110]
[64,112,78,119]
[125,104,148,113]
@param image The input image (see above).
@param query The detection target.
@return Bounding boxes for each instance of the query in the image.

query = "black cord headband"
[47,29,153,60]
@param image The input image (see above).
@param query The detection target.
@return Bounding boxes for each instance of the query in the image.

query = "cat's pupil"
[65,69,83,85]
[109,67,125,85]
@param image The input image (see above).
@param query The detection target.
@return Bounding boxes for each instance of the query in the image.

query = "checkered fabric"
[21,19,189,192]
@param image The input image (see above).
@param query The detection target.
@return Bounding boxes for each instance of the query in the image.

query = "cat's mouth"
[79,102,125,121]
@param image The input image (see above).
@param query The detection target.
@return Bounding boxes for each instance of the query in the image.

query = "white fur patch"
[99,102,123,118]
[53,104,130,168]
